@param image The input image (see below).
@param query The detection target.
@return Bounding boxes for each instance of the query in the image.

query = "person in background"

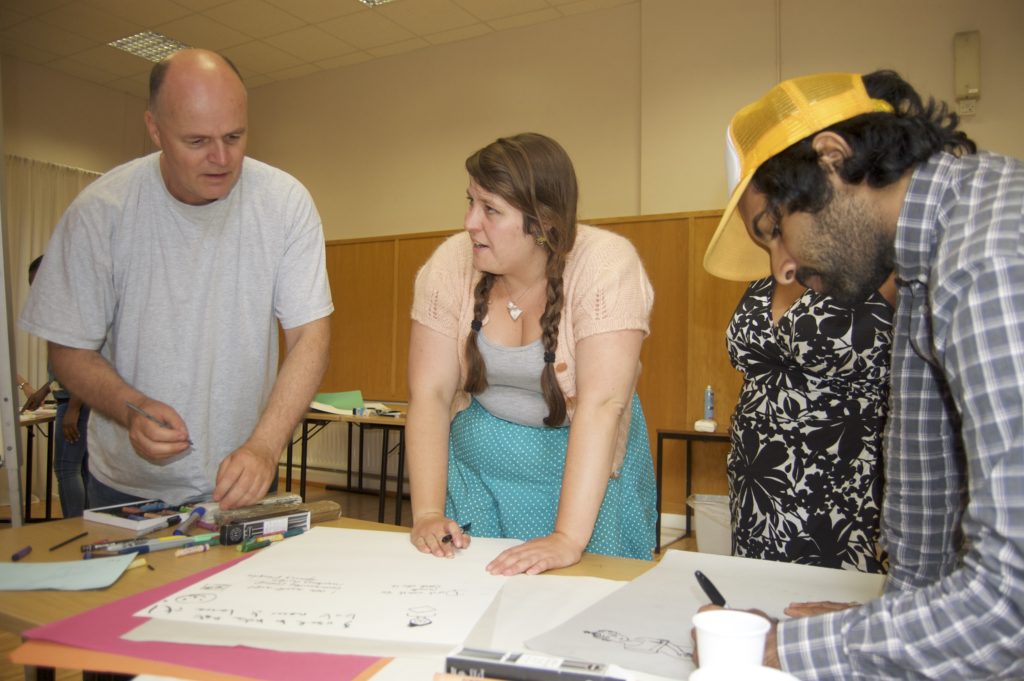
[407,133,657,575]
[17,259,51,412]
[20,255,92,517]
[20,49,332,511]
[726,269,894,572]
[701,70,1023,678]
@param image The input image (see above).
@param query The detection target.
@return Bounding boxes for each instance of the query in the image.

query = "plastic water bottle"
[703,385,714,421]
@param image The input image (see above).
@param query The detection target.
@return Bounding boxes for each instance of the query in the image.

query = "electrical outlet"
[958,98,978,117]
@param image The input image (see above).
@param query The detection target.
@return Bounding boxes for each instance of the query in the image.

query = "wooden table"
[655,428,730,552]
[0,515,653,679]
[284,410,407,524]
[17,409,57,523]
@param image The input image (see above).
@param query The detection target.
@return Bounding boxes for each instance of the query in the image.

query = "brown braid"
[539,251,567,425]
[463,272,495,394]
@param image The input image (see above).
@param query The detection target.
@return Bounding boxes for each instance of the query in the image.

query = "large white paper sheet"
[136,527,519,648]
[526,549,885,679]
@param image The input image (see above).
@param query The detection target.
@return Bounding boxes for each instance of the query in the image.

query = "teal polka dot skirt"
[446,394,657,560]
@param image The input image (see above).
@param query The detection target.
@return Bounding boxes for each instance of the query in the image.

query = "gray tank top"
[475,332,566,427]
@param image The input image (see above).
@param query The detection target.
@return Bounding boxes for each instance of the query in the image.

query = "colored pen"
[694,570,727,607]
[441,522,472,544]
[173,506,206,535]
[84,532,219,554]
[11,545,32,562]
[126,402,194,446]
[49,531,88,551]
[238,539,271,553]
[175,544,212,557]
[139,515,183,537]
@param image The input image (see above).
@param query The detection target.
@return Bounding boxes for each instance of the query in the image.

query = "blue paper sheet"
[0,553,136,591]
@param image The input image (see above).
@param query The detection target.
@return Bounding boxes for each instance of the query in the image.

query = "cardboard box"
[687,494,731,555]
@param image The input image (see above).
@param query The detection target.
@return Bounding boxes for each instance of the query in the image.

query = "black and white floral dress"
[726,277,893,573]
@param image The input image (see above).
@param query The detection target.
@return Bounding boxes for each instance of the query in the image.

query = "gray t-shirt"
[475,331,567,427]
[20,153,333,503]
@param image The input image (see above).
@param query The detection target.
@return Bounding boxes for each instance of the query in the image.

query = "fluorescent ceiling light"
[108,31,191,62]
[358,0,397,6]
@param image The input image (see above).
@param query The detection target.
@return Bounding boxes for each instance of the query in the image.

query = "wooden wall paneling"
[323,239,397,396]
[685,214,747,501]
[393,232,456,401]
[595,215,691,515]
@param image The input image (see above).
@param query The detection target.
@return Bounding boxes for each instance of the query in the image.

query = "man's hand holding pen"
[126,399,192,463]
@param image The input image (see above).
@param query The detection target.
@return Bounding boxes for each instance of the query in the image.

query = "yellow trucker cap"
[703,73,894,281]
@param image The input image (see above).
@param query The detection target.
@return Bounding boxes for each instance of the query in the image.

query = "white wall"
[4,0,1021,238]
[1,58,148,173]
[247,3,642,239]
[639,0,1024,216]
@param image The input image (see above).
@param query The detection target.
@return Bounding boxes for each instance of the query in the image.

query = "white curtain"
[3,155,99,506]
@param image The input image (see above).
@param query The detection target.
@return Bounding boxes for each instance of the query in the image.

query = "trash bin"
[686,494,731,555]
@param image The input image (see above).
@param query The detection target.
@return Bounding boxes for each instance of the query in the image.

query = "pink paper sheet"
[24,557,387,681]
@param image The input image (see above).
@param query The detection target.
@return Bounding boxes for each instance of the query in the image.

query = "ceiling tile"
[367,36,429,59]
[265,62,320,82]
[106,74,151,99]
[243,72,272,88]
[170,0,235,11]
[65,44,152,78]
[221,39,304,75]
[0,8,29,30]
[319,10,414,50]
[82,0,195,28]
[0,37,60,64]
[264,25,358,63]
[378,0,478,35]
[47,55,121,84]
[203,0,306,39]
[262,0,365,24]
[487,7,561,31]
[315,51,372,71]
[37,3,143,43]
[155,13,250,50]
[424,22,492,46]
[0,18,96,57]
[0,0,73,17]
[452,0,551,22]
[557,0,636,16]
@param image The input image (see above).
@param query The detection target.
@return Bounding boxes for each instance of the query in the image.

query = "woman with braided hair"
[407,133,657,575]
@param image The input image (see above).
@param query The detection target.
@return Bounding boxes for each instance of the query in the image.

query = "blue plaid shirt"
[778,151,1024,679]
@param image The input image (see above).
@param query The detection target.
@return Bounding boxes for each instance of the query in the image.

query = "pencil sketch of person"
[584,629,691,658]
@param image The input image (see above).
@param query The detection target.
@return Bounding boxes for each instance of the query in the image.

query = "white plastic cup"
[692,609,770,669]
[690,666,799,680]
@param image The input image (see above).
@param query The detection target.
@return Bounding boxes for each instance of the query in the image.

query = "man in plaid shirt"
[703,70,1024,679]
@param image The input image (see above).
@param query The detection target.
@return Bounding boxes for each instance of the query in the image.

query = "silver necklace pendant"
[507,300,523,321]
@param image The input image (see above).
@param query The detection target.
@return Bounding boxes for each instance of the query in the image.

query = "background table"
[655,428,730,553]
[17,409,56,523]
[284,410,407,524]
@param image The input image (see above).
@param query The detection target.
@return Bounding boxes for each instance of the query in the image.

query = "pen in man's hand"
[441,522,472,544]
[695,570,727,607]
[127,402,193,445]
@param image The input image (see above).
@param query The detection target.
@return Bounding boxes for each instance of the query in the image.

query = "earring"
[535,234,548,246]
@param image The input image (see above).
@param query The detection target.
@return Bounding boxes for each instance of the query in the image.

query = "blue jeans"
[86,471,148,509]
[54,402,90,517]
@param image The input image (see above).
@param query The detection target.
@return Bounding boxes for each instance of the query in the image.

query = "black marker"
[441,522,472,544]
[695,570,727,607]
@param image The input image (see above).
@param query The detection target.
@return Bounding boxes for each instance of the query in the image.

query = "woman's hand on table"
[486,532,583,576]
[411,513,471,557]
